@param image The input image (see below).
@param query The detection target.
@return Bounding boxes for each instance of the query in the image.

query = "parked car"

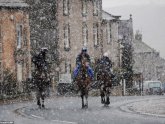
[143,80,163,95]
[162,83,165,94]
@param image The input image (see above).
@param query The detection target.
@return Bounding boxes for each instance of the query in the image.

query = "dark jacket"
[99,56,112,69]
[32,51,48,71]
[76,53,90,65]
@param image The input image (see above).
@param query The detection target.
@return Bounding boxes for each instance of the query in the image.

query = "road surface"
[0,95,165,124]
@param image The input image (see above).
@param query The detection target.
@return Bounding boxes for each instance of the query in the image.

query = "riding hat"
[82,47,87,52]
[41,47,48,53]
[103,52,108,57]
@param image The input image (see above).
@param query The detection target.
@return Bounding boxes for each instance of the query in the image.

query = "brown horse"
[96,63,112,106]
[32,55,50,109]
[34,70,50,109]
[74,58,92,109]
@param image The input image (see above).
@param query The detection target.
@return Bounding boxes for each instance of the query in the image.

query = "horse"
[96,62,112,106]
[74,58,92,109]
[32,55,50,109]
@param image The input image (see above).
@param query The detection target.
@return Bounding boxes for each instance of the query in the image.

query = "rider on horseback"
[73,47,94,80]
[32,47,50,108]
[99,52,112,75]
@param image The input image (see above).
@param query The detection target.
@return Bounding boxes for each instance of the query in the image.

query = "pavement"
[121,97,165,117]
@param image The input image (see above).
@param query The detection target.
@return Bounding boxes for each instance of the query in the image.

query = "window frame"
[93,0,99,16]
[82,0,87,17]
[106,22,111,44]
[82,22,88,47]
[64,23,70,51]
[16,24,23,49]
[63,0,70,16]
[93,23,99,47]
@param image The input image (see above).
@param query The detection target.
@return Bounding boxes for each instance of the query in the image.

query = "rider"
[32,47,48,71]
[99,52,112,74]
[73,47,94,80]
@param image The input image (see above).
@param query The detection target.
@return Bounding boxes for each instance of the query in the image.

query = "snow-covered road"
[0,96,165,124]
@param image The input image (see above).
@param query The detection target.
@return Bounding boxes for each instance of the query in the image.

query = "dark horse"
[96,62,112,106]
[74,58,92,109]
[32,55,50,109]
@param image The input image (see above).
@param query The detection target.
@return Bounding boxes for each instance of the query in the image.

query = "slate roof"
[0,0,28,8]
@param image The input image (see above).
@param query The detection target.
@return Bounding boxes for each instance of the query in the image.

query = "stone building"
[25,0,135,88]
[24,0,58,76]
[133,31,165,83]
[101,10,121,68]
[25,0,103,78]
[0,0,31,92]
[57,0,102,74]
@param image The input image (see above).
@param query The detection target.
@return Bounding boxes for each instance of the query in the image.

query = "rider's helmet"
[103,52,108,57]
[81,47,87,53]
[41,47,48,54]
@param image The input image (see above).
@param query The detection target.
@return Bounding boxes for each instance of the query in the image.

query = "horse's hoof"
[101,99,105,104]
[38,105,41,109]
[83,105,88,109]
[42,104,45,108]
[104,104,109,107]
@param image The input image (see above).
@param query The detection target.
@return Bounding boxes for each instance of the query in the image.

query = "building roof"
[0,0,28,8]
[133,39,156,54]
[102,10,121,20]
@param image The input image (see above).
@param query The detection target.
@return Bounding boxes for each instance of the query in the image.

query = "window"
[64,24,70,50]
[106,23,111,44]
[0,25,1,43]
[93,0,99,16]
[82,0,87,16]
[17,62,23,82]
[0,62,2,81]
[82,23,88,46]
[93,23,98,46]
[16,24,23,49]
[63,0,69,16]
[65,61,71,73]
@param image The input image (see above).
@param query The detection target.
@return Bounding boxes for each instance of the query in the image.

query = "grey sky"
[102,0,165,58]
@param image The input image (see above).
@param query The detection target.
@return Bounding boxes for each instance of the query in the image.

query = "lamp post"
[118,35,125,95]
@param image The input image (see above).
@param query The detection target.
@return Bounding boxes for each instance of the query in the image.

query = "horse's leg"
[84,88,88,108]
[81,90,85,109]
[105,87,110,105]
[41,91,45,108]
[100,84,105,104]
[36,90,41,109]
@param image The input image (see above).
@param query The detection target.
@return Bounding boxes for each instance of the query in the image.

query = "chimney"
[135,30,142,41]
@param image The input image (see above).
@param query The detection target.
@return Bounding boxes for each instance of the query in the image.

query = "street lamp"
[118,35,125,95]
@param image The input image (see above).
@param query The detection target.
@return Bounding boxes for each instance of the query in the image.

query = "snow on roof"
[102,10,121,20]
[0,0,28,8]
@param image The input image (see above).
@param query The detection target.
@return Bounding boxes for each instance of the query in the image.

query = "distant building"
[0,0,31,92]
[133,31,165,83]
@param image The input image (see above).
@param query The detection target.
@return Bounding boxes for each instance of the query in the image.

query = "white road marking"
[31,114,44,119]
[52,119,77,124]
[31,114,77,124]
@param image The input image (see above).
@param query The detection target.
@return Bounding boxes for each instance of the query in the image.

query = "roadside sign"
[58,73,72,84]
